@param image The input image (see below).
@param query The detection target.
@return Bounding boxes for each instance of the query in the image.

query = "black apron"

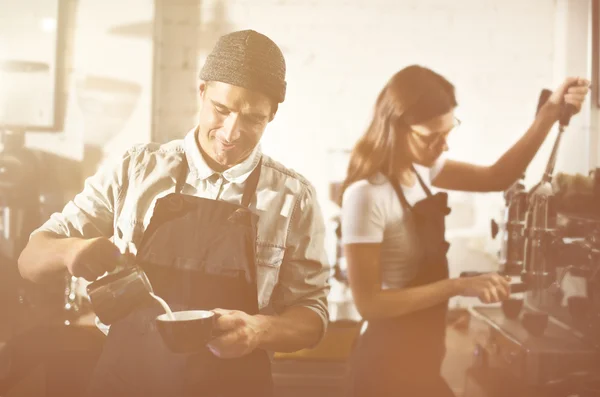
[348,170,455,397]
[86,158,273,397]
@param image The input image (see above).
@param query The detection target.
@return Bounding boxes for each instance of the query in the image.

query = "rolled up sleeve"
[32,150,132,239]
[273,183,331,340]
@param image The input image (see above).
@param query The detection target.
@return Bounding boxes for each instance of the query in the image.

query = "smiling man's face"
[196,81,275,172]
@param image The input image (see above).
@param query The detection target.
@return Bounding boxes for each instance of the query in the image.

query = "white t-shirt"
[341,158,446,289]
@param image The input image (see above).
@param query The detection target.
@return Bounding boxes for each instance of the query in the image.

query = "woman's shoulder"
[343,174,393,204]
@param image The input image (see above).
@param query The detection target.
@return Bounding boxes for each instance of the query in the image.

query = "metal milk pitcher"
[86,266,153,325]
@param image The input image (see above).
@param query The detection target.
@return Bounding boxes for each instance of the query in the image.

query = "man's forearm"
[255,306,325,353]
[18,232,74,283]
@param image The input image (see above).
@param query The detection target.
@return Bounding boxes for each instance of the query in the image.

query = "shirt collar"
[183,126,262,184]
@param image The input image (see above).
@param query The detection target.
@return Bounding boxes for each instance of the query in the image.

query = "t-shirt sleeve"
[341,181,385,244]
[429,155,447,183]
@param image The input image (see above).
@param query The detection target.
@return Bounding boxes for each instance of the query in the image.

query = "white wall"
[552,0,593,175]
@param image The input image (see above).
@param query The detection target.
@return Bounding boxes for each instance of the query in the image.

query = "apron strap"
[389,167,432,210]
[175,158,189,194]
[174,156,262,209]
[412,166,432,197]
[389,178,412,211]
[241,158,263,208]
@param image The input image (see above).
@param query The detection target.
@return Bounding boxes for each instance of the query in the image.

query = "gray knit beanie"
[199,30,287,103]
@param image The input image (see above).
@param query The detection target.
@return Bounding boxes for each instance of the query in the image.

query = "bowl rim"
[156,310,215,322]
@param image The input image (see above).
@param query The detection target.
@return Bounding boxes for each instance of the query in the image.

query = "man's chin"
[198,148,237,172]
[213,157,235,170]
[204,143,253,171]
[215,152,245,168]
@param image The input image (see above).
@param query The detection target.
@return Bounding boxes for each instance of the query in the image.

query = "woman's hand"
[544,77,590,120]
[455,272,511,304]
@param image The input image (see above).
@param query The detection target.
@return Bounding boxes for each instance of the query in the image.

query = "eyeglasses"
[411,117,461,149]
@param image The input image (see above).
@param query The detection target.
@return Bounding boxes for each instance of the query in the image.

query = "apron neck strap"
[390,179,412,210]
[175,156,263,209]
[241,158,262,208]
[389,167,432,210]
[175,159,189,194]
[412,166,432,197]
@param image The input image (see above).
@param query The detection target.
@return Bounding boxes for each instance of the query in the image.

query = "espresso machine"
[492,175,528,276]
[0,127,82,324]
[0,128,41,313]
[492,89,552,277]
[463,95,600,397]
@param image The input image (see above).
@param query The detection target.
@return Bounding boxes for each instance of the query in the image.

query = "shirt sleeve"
[341,181,386,244]
[31,149,134,239]
[429,155,447,183]
[271,183,331,343]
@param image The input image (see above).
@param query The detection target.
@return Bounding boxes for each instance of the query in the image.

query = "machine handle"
[559,103,577,127]
[459,271,486,278]
[538,83,577,127]
[459,271,528,294]
[536,89,552,116]
[508,282,528,294]
[540,83,581,182]
[459,271,512,278]
[509,89,552,191]
[490,220,499,239]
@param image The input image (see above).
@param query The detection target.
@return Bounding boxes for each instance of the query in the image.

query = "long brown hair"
[340,65,457,203]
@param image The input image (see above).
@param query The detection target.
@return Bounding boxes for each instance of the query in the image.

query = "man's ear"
[199,80,208,97]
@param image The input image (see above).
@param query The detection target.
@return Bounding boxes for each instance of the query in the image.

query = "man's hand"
[545,77,590,118]
[65,237,129,281]
[206,309,267,359]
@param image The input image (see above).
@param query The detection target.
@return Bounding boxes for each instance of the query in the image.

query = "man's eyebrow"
[210,99,268,120]
[210,99,229,110]
[245,111,268,121]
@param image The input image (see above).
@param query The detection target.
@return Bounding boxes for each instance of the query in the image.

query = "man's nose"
[221,114,241,142]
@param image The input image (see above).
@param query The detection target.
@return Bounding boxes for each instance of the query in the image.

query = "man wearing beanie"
[19,30,330,397]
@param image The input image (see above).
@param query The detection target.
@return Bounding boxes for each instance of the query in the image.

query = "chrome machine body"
[494,177,528,276]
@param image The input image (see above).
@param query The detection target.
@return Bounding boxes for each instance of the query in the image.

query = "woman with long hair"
[341,65,589,396]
